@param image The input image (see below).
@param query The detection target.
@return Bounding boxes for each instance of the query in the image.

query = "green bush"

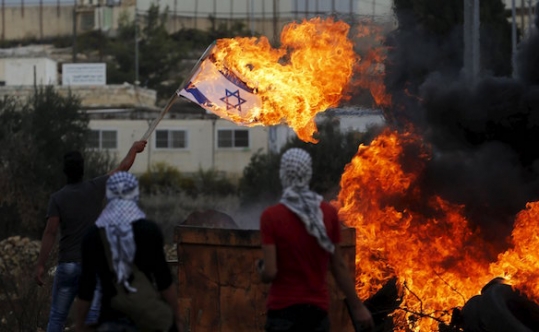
[238,118,378,206]
[0,87,111,240]
[238,150,281,207]
[139,162,189,194]
[192,168,237,197]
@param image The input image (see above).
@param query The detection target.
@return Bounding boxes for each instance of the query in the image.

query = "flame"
[335,129,499,331]
[198,16,539,330]
[489,202,539,302]
[347,22,392,108]
[205,18,387,143]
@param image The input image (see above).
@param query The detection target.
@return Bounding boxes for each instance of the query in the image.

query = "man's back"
[260,201,341,311]
[48,175,108,263]
[78,219,173,323]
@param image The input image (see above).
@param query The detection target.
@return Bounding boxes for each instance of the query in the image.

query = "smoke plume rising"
[383,1,539,246]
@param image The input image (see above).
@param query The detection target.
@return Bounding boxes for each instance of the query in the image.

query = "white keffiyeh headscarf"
[95,171,146,292]
[279,148,335,253]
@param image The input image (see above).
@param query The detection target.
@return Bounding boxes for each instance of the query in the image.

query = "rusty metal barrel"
[174,225,357,332]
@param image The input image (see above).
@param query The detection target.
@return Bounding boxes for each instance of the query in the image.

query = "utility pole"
[372,0,375,20]
[511,0,517,77]
[273,0,278,45]
[262,0,265,36]
[2,0,5,42]
[229,0,233,30]
[39,0,43,40]
[135,6,139,84]
[521,0,525,34]
[463,0,480,83]
[72,0,77,62]
[173,0,176,32]
[194,0,198,29]
[251,0,255,35]
[528,0,534,34]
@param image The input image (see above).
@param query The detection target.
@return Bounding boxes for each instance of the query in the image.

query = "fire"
[206,18,386,142]
[335,129,499,331]
[489,202,539,303]
[196,16,539,330]
[348,22,392,108]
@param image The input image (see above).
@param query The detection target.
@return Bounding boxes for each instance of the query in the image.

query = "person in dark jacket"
[75,171,182,332]
[34,141,147,332]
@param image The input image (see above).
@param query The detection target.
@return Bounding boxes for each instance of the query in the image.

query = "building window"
[88,130,117,149]
[217,129,249,148]
[155,129,187,149]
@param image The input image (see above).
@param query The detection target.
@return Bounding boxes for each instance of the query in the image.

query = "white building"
[88,109,272,180]
[0,56,386,179]
[2,57,58,86]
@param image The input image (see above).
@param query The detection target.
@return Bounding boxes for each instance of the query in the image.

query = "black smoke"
[383,1,539,246]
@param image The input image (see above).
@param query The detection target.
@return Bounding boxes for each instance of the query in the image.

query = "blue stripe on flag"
[185,83,212,106]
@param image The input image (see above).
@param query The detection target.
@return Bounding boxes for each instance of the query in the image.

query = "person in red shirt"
[258,148,373,332]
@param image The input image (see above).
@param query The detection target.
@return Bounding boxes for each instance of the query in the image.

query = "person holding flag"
[34,140,147,332]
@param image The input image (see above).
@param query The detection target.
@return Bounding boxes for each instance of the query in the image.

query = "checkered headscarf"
[95,171,146,292]
[279,148,335,253]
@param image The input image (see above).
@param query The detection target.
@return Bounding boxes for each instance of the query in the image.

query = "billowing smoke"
[383,1,539,246]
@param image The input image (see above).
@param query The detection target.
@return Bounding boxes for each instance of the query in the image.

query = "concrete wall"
[4,57,58,85]
[0,84,157,108]
[0,4,134,41]
[338,113,385,132]
[0,1,393,42]
[1,5,75,40]
[89,117,269,178]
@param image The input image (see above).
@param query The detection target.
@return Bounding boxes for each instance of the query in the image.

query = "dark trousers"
[265,304,330,332]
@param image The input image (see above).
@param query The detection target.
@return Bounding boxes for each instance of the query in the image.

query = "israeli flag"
[178,43,262,121]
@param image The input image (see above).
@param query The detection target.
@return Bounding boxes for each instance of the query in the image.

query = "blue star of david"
[220,89,247,112]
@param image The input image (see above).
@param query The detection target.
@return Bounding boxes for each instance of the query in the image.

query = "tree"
[238,116,376,206]
[0,87,111,239]
[138,5,187,99]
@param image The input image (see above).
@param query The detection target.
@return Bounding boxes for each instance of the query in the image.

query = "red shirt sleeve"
[260,208,275,245]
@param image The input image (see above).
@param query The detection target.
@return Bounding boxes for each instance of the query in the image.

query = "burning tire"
[460,278,539,332]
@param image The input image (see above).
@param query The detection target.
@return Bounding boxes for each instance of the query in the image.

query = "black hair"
[63,151,84,183]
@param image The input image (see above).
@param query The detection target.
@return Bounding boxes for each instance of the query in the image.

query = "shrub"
[139,162,191,195]
[192,168,237,197]
[0,236,55,331]
[238,117,375,206]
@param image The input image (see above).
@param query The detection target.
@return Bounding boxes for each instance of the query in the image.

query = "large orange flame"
[335,129,539,330]
[205,17,539,330]
[335,129,501,331]
[490,202,539,303]
[207,18,387,142]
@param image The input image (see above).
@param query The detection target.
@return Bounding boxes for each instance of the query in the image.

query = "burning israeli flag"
[142,18,360,143]
[178,43,263,124]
